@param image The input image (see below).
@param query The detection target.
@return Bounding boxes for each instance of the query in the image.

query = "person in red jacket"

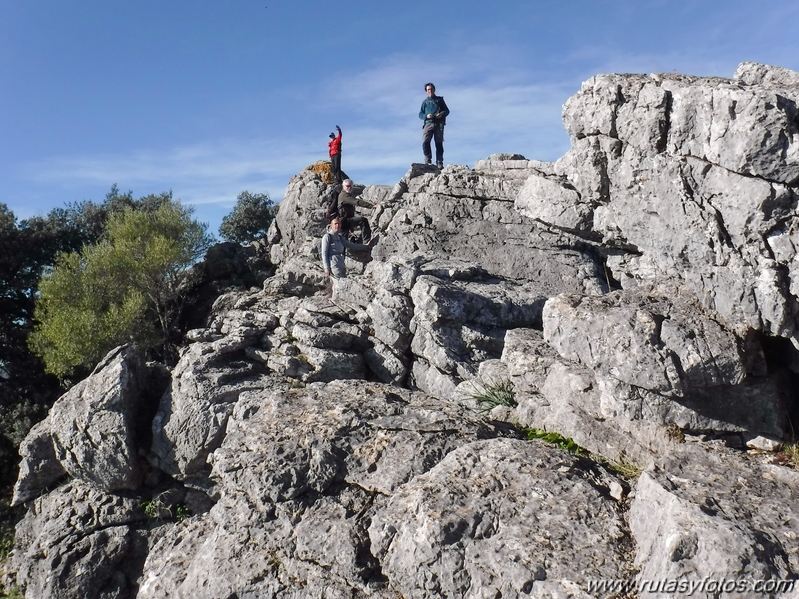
[328,125,342,183]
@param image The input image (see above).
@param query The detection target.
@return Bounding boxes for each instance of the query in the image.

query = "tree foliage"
[0,186,200,491]
[219,191,276,244]
[0,204,64,486]
[29,202,213,378]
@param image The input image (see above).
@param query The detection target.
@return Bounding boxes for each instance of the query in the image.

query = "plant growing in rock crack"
[522,427,645,479]
[0,534,13,563]
[140,492,175,520]
[775,441,799,469]
[603,459,643,480]
[523,427,583,455]
[666,422,685,442]
[266,550,282,574]
[466,378,517,413]
[174,503,191,522]
[0,498,19,563]
[140,499,161,520]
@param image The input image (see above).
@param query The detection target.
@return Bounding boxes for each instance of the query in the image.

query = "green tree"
[0,187,197,493]
[0,205,64,486]
[29,202,213,378]
[219,191,276,244]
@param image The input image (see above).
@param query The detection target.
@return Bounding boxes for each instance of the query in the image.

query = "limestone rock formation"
[630,444,799,589]
[12,482,139,598]
[370,438,633,598]
[138,381,514,598]
[13,346,154,505]
[7,61,799,599]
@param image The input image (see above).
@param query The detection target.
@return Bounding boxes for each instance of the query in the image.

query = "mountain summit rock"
[6,62,799,598]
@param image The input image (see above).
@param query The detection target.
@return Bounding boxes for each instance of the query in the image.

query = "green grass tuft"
[467,378,517,414]
[523,427,583,455]
[776,441,799,469]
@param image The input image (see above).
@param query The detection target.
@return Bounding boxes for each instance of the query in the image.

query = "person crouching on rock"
[338,178,378,243]
[321,217,376,279]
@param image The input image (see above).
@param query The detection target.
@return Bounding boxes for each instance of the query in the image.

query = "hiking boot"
[436,161,444,169]
[424,158,432,165]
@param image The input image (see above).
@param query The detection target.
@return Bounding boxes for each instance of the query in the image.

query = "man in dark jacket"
[338,178,377,243]
[419,82,450,168]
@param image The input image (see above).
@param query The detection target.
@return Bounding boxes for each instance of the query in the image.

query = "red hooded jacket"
[328,129,342,157]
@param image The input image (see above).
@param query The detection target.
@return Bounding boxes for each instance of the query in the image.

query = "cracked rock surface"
[138,381,514,598]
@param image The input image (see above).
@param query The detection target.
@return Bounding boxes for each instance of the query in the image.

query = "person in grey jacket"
[321,217,376,278]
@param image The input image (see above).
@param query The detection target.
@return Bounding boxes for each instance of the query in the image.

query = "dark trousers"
[330,153,342,183]
[422,122,444,163]
[347,215,371,242]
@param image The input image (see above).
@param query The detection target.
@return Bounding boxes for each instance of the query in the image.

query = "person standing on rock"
[321,217,376,279]
[338,178,378,243]
[419,82,449,168]
[328,125,342,183]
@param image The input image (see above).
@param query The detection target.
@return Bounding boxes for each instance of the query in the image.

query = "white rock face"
[14,346,150,504]
[9,62,799,599]
[559,69,799,344]
[370,438,631,599]
[630,444,799,590]
[138,382,512,598]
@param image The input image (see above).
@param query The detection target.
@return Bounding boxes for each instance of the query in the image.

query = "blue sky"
[2,1,798,237]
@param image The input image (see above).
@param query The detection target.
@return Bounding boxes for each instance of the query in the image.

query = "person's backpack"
[436,96,448,125]
[321,183,341,221]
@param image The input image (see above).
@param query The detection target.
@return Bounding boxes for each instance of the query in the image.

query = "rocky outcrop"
[556,67,799,346]
[138,381,515,598]
[13,346,155,505]
[12,481,143,599]
[7,62,799,599]
[370,438,632,598]
[630,443,799,590]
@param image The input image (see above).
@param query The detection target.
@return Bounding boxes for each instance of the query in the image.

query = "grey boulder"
[370,438,631,599]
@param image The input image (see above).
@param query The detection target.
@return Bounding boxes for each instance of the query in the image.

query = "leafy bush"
[29,202,213,377]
